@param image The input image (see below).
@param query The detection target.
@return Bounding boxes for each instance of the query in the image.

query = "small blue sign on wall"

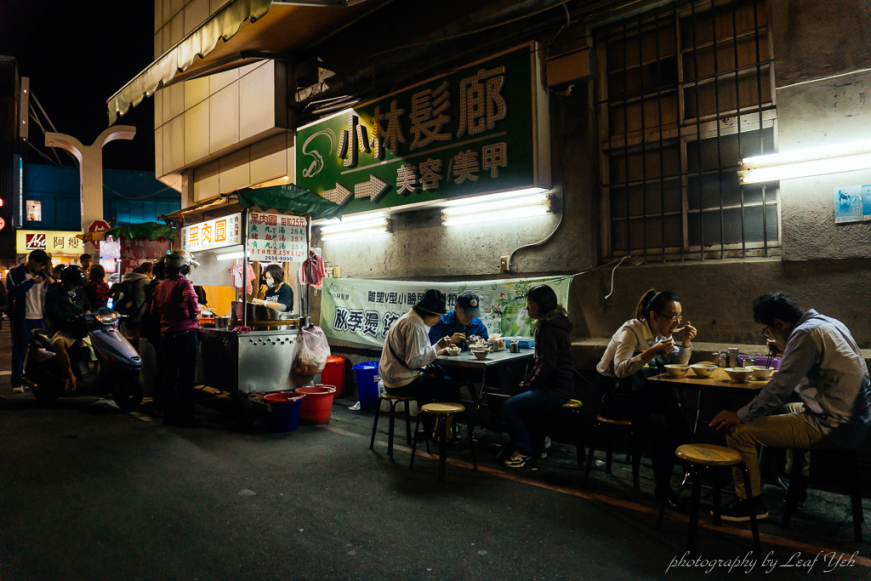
[834,184,871,224]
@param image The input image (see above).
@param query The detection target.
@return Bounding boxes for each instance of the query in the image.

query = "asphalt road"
[0,323,867,580]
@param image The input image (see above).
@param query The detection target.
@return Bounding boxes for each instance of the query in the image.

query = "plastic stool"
[369,393,413,458]
[410,403,477,481]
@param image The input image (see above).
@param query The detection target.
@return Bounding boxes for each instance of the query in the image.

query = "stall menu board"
[247,212,307,262]
[181,213,242,252]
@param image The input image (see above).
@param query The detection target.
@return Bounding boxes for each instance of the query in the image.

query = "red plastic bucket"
[294,385,337,425]
[264,392,305,432]
[320,356,347,398]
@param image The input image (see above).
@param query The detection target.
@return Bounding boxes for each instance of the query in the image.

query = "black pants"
[386,374,461,433]
[147,336,165,411]
[601,384,690,495]
[161,331,198,422]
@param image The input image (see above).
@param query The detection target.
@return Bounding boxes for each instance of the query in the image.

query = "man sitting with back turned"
[710,293,871,521]
[45,266,92,393]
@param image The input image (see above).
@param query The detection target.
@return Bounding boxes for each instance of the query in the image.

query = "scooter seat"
[31,329,54,350]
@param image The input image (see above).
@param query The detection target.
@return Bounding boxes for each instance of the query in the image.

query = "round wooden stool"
[369,393,414,458]
[583,415,642,496]
[658,443,760,552]
[410,402,477,481]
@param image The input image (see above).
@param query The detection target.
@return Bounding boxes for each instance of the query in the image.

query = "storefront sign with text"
[247,213,307,263]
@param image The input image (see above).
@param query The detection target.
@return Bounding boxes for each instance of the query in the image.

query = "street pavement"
[0,323,867,580]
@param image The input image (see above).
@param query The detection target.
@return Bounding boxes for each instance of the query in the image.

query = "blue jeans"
[11,318,44,388]
[502,389,568,455]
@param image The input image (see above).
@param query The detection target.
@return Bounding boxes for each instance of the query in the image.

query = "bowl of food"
[446,346,461,356]
[471,349,489,360]
[724,367,753,383]
[749,366,776,381]
[690,363,718,378]
[664,364,691,377]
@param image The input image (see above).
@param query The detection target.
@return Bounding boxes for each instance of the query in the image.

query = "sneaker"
[540,436,552,459]
[715,496,769,522]
[504,451,532,468]
[777,475,807,507]
[12,386,24,394]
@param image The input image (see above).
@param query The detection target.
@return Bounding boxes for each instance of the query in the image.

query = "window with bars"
[598,0,779,261]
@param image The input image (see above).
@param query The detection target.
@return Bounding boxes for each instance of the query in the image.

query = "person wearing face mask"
[709,293,871,522]
[252,264,294,313]
[596,289,698,509]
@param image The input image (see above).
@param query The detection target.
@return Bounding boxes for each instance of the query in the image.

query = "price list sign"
[247,212,307,262]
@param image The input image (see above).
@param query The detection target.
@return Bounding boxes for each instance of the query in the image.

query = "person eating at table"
[379,289,458,437]
[428,291,488,350]
[709,293,871,522]
[596,289,698,509]
[501,285,575,468]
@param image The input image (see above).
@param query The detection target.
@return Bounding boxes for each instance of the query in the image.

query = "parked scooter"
[23,308,144,411]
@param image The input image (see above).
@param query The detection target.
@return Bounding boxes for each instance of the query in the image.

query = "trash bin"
[352,361,380,410]
[294,385,337,425]
[321,356,348,398]
[264,392,305,432]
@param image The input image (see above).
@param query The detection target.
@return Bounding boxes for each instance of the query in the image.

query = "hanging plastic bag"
[292,326,331,376]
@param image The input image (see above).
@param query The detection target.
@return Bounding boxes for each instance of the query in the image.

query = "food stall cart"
[159,184,341,411]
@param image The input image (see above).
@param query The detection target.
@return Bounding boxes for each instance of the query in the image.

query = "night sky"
[0,0,156,171]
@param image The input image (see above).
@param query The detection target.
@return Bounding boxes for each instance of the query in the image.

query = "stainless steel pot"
[231,300,281,321]
[214,316,233,329]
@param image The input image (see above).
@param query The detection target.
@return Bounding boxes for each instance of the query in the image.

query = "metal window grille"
[598,0,779,261]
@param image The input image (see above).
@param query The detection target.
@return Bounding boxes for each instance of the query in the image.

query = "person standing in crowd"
[710,293,871,521]
[138,261,154,280]
[596,289,698,509]
[140,258,166,412]
[44,266,92,393]
[379,289,456,435]
[80,254,93,273]
[6,250,53,394]
[428,291,488,350]
[501,285,575,468]
[151,251,199,426]
[84,265,110,310]
[119,264,152,341]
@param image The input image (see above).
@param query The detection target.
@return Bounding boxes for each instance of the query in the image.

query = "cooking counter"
[198,327,300,395]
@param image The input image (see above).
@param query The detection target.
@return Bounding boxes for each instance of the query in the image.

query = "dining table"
[434,348,535,435]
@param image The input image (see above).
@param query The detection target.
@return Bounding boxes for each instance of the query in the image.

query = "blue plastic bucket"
[352,361,381,410]
[264,392,304,432]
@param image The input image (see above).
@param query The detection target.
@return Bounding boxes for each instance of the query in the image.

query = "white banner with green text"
[320,276,572,348]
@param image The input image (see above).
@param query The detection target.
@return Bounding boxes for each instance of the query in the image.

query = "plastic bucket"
[264,392,305,432]
[352,361,381,410]
[321,356,348,398]
[294,385,337,425]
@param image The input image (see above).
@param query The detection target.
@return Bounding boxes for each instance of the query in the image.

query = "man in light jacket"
[711,293,871,522]
[6,250,53,393]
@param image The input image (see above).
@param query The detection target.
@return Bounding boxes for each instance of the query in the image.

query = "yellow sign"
[16,230,84,255]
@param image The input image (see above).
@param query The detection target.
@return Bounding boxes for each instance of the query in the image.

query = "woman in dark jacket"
[501,285,575,468]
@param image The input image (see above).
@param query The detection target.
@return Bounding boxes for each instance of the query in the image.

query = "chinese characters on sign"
[120,236,171,274]
[16,230,82,255]
[247,213,308,263]
[296,43,548,216]
[834,184,871,224]
[181,213,242,253]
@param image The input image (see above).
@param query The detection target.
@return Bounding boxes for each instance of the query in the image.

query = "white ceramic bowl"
[690,364,718,378]
[446,347,461,356]
[725,367,753,382]
[665,364,691,377]
[749,366,776,380]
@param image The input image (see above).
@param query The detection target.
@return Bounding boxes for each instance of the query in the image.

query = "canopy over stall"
[160,184,341,328]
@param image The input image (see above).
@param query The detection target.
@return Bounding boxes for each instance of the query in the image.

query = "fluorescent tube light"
[216,251,245,261]
[315,212,387,228]
[320,226,390,241]
[440,187,547,208]
[319,217,388,235]
[444,205,549,227]
[442,194,548,217]
[739,139,871,184]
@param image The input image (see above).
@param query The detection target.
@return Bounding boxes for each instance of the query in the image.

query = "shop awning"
[107,0,379,125]
[159,184,342,223]
[79,223,177,242]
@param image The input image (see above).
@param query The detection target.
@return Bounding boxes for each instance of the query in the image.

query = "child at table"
[595,289,698,509]
[501,285,575,468]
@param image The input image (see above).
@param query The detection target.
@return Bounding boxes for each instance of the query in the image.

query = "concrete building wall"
[315,0,871,350]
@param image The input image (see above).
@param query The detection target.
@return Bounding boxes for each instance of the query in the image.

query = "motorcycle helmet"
[166,249,199,275]
[60,265,88,288]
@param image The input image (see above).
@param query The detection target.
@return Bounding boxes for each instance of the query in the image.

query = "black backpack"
[138,280,161,339]
[109,280,138,316]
